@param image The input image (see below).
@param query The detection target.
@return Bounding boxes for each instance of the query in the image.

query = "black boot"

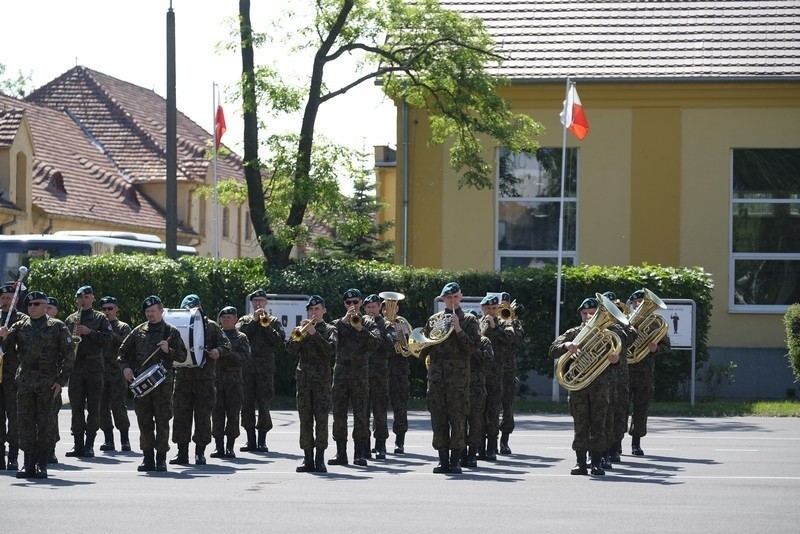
[353,441,368,466]
[256,430,269,452]
[499,432,512,455]
[240,429,257,452]
[48,448,58,465]
[16,451,36,479]
[433,449,450,474]
[210,438,225,459]
[120,429,131,451]
[169,443,190,465]
[7,445,19,471]
[314,447,327,473]
[631,436,644,456]
[394,433,405,454]
[99,429,116,451]
[84,434,96,458]
[375,438,386,460]
[590,451,606,476]
[570,450,588,475]
[138,449,156,472]
[449,449,463,474]
[296,449,315,472]
[35,462,48,479]
[65,433,85,457]
[486,439,498,462]
[477,439,487,461]
[225,437,237,459]
[156,450,168,472]
[195,444,207,465]
[609,440,621,462]
[327,441,349,466]
[0,445,5,470]
[465,447,478,468]
[602,451,613,470]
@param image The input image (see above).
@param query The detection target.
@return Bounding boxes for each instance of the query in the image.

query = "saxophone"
[555,293,629,392]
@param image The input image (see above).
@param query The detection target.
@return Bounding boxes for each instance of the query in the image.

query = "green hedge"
[28,255,714,401]
[785,304,800,384]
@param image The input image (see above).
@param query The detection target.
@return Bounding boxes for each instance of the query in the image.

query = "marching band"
[0,276,669,479]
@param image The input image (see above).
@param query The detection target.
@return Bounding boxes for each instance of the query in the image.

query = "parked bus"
[0,231,197,281]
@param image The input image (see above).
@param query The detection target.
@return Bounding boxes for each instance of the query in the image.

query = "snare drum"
[129,363,167,398]
[163,307,207,368]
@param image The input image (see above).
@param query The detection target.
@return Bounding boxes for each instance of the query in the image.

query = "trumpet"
[291,318,317,341]
[258,309,276,327]
[498,300,518,321]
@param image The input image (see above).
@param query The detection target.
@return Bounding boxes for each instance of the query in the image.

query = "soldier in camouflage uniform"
[44,297,64,465]
[64,285,113,458]
[464,317,493,469]
[364,294,395,460]
[119,295,187,472]
[98,296,132,453]
[423,282,480,474]
[236,289,286,453]
[0,282,29,472]
[627,289,671,456]
[550,297,617,476]
[328,289,382,467]
[211,306,251,459]
[1,291,72,479]
[170,294,231,466]
[498,292,524,455]
[387,306,411,454]
[286,295,336,473]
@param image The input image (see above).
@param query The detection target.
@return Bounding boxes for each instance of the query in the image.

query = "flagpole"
[212,82,220,260]
[552,77,571,402]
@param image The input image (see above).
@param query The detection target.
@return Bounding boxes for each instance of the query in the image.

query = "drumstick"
[135,347,164,375]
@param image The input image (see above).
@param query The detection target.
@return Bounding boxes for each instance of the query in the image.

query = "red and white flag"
[560,84,590,140]
[214,105,227,149]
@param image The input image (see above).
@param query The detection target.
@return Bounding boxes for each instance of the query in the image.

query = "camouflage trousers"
[628,365,655,438]
[484,372,502,441]
[133,376,173,453]
[605,365,629,447]
[172,379,216,446]
[499,363,516,435]
[426,362,470,451]
[212,373,243,440]
[241,371,274,432]
[1,377,18,448]
[50,395,62,449]
[16,377,58,460]
[100,365,131,432]
[296,376,331,450]
[68,363,104,437]
[568,373,610,452]
[467,380,487,448]
[388,373,409,437]
[331,374,370,442]
[368,374,390,440]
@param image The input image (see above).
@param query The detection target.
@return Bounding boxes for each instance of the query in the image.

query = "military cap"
[578,297,599,311]
[306,295,325,309]
[99,296,119,307]
[342,288,361,301]
[249,289,268,301]
[440,282,461,296]
[0,283,14,294]
[181,294,201,309]
[24,291,48,305]
[47,296,60,309]
[602,291,617,302]
[218,306,238,318]
[75,285,93,297]
[142,295,163,311]
[481,294,499,306]
[500,292,512,303]
[363,294,381,305]
[629,289,646,302]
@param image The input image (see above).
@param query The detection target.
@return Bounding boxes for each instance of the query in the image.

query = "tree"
[237,0,543,267]
[0,64,32,97]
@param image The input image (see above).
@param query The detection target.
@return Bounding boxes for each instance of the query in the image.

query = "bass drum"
[162,307,207,368]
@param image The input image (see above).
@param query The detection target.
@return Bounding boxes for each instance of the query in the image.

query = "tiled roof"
[0,108,24,148]
[439,0,800,81]
[25,66,244,184]
[0,93,194,234]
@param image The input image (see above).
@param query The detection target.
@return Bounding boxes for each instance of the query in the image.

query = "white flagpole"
[212,82,220,260]
[552,77,572,402]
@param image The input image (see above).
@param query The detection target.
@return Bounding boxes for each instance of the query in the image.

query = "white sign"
[433,295,484,316]
[246,294,311,340]
[656,303,693,349]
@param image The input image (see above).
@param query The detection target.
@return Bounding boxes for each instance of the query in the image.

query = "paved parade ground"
[4,408,799,533]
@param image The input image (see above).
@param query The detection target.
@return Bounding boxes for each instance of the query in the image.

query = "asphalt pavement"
[3,408,799,533]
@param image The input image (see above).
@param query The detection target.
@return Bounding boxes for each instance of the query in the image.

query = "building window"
[222,206,230,238]
[731,148,800,312]
[244,210,252,240]
[496,147,578,269]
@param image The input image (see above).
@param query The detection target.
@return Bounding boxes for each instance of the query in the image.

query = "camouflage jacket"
[65,308,113,363]
[117,320,187,378]
[286,321,336,383]
[237,314,286,375]
[218,327,251,380]
[3,316,72,388]
[333,314,382,380]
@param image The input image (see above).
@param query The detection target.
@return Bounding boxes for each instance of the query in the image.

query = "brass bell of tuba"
[555,293,629,392]
[626,289,668,365]
[379,291,404,322]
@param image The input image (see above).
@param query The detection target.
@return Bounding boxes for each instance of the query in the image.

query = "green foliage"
[0,64,32,98]
[28,255,713,400]
[699,361,738,401]
[784,304,800,383]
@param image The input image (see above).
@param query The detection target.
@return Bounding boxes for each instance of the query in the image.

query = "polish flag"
[215,105,227,149]
[560,84,590,140]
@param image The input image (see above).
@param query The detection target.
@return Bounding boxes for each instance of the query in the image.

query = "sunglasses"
[345,299,360,306]
[27,302,44,307]
[102,306,115,311]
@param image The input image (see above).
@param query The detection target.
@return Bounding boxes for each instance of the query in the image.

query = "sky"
[1,0,397,165]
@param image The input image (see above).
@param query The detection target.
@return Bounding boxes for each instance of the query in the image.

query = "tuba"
[404,312,454,359]
[379,292,415,357]
[555,293,629,392]
[627,289,668,365]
